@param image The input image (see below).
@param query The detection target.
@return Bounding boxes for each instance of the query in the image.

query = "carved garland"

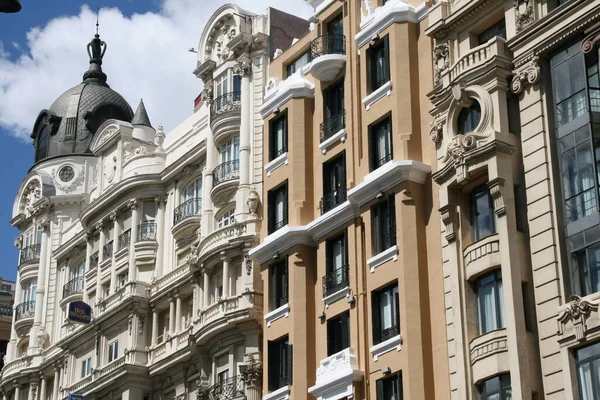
[514,0,535,32]
[511,56,540,94]
[557,295,599,341]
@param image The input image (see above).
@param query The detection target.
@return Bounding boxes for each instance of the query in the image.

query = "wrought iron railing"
[272,219,287,232]
[378,325,400,343]
[118,229,131,251]
[15,300,35,321]
[63,277,84,299]
[373,152,393,170]
[322,265,349,297]
[138,221,157,241]
[213,160,240,185]
[173,197,202,225]
[207,376,245,400]
[89,251,99,269]
[320,111,346,143]
[374,226,397,255]
[20,244,41,264]
[0,305,12,317]
[103,241,114,260]
[311,34,346,59]
[319,187,347,215]
[210,91,242,119]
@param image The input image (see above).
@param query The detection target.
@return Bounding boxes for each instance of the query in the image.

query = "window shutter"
[368,124,375,171]
[383,35,390,83]
[283,184,289,225]
[267,340,275,391]
[287,343,293,385]
[341,311,350,350]
[270,266,277,310]
[376,379,384,400]
[394,287,400,332]
[372,292,381,345]
[268,191,275,233]
[389,194,397,244]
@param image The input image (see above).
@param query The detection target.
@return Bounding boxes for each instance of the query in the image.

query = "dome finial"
[83,8,108,84]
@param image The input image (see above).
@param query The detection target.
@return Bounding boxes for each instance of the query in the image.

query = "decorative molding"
[369,334,402,361]
[319,129,347,154]
[308,348,363,400]
[367,245,398,272]
[439,204,457,242]
[234,55,252,77]
[127,199,139,210]
[123,141,149,162]
[244,255,253,276]
[582,23,600,53]
[263,385,290,400]
[557,295,599,341]
[514,0,535,32]
[362,80,392,110]
[239,354,262,386]
[323,286,350,308]
[488,178,506,216]
[433,42,450,84]
[260,70,315,118]
[264,303,289,327]
[511,56,540,94]
[429,119,444,144]
[265,152,288,176]
[138,313,145,334]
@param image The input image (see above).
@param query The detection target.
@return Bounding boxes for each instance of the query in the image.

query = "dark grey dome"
[30,34,133,164]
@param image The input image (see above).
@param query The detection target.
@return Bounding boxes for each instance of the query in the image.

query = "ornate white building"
[0,4,308,400]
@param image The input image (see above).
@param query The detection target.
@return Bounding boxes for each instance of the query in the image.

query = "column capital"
[85,230,95,242]
[234,55,252,77]
[37,217,50,232]
[109,210,119,222]
[127,199,140,210]
[14,235,23,249]
[511,55,540,94]
[439,204,457,243]
[220,251,229,262]
[95,220,105,233]
[155,196,167,206]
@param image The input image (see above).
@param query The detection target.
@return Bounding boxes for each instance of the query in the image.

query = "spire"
[132,99,152,127]
[83,11,108,84]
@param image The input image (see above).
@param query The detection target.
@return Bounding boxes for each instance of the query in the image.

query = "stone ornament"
[488,178,506,216]
[234,56,252,77]
[201,81,213,102]
[511,56,540,94]
[557,295,599,341]
[155,124,166,148]
[123,141,148,162]
[514,0,534,32]
[439,204,457,242]
[245,255,252,276]
[247,190,260,215]
[127,199,139,210]
[239,354,262,386]
[14,235,23,249]
[20,179,42,217]
[429,120,444,144]
[37,217,50,232]
[433,42,450,84]
[581,24,600,54]
[52,165,85,194]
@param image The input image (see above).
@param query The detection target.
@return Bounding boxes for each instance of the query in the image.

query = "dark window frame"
[367,35,390,93]
[327,311,350,356]
[576,341,600,399]
[268,181,289,234]
[475,270,505,335]
[470,184,497,242]
[376,372,402,400]
[369,114,393,171]
[457,101,482,135]
[372,282,400,345]
[269,259,288,311]
[269,111,288,161]
[267,336,293,392]
[35,125,50,162]
[477,19,507,45]
[321,152,347,213]
[286,50,311,77]
[478,374,511,400]
[372,193,397,255]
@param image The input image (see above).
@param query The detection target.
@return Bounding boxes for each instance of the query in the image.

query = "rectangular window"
[475,270,505,335]
[569,228,600,296]
[81,357,91,378]
[267,336,292,391]
[470,184,497,242]
[270,259,288,310]
[477,19,507,45]
[327,311,350,356]
[372,194,397,255]
[268,182,288,234]
[118,272,128,288]
[372,282,400,345]
[323,232,349,296]
[321,152,347,214]
[376,373,402,400]
[369,115,393,171]
[368,35,390,93]
[322,81,345,143]
[269,112,287,160]
[576,341,600,399]
[108,341,118,363]
[286,51,311,77]
[479,374,511,400]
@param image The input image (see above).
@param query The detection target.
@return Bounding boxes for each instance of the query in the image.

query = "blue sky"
[0,0,312,281]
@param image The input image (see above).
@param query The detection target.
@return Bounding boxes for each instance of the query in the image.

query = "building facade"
[0,4,307,400]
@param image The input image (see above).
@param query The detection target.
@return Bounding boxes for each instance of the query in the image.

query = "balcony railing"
[322,265,349,297]
[20,244,41,264]
[173,197,202,225]
[320,111,346,143]
[89,251,99,269]
[103,241,114,260]
[15,300,35,321]
[210,91,242,119]
[138,221,157,241]
[63,277,84,299]
[213,160,240,185]
[374,226,397,255]
[373,152,393,170]
[319,188,347,214]
[118,229,131,251]
[378,325,400,343]
[0,305,12,317]
[311,34,346,59]
[207,376,245,400]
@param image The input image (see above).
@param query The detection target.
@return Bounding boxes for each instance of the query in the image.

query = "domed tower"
[30,33,133,165]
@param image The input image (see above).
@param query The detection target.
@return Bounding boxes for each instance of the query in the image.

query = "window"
[217,208,235,229]
[81,357,92,378]
[108,341,118,363]
[576,341,600,399]
[507,92,521,135]
[327,311,349,356]
[118,272,128,288]
[215,274,223,301]
[368,35,390,92]
[477,19,507,45]
[372,282,400,345]
[479,374,511,400]
[569,226,600,296]
[102,283,110,299]
[324,80,345,124]
[376,373,402,400]
[270,259,288,310]
[323,232,349,296]
[22,280,37,303]
[369,115,393,171]
[219,136,240,163]
[267,336,292,391]
[321,153,346,214]
[268,182,288,234]
[183,178,202,214]
[233,74,241,93]
[470,184,496,242]
[457,101,482,135]
[269,112,287,160]
[215,73,228,99]
[35,125,49,162]
[372,194,397,255]
[475,270,505,335]
[286,51,311,77]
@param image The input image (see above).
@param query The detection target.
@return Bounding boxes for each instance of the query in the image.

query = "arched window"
[183,178,202,216]
[35,125,49,162]
[217,208,235,229]
[457,101,481,135]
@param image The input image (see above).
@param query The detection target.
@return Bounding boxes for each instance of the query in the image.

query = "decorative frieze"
[514,0,534,32]
[511,56,540,94]
[433,42,450,84]
[557,295,599,341]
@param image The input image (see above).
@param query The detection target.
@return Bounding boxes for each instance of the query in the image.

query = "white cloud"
[0,0,313,141]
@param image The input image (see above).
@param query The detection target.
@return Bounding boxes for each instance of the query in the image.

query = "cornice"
[260,70,315,119]
[426,0,501,39]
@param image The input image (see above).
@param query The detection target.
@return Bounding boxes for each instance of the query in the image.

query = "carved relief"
[429,120,444,144]
[155,124,166,148]
[37,217,50,232]
[20,179,42,217]
[214,22,236,64]
[247,190,260,215]
[582,24,600,54]
[123,141,149,162]
[439,205,457,242]
[557,296,599,341]
[488,178,506,216]
[234,56,252,77]
[511,56,540,94]
[103,155,118,184]
[239,354,262,386]
[202,80,213,102]
[514,0,534,32]
[433,42,450,83]
[52,166,85,193]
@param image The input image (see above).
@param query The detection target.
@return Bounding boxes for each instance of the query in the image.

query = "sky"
[0,0,313,281]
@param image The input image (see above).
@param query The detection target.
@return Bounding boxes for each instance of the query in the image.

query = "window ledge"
[265,152,289,176]
[263,385,290,400]
[264,303,290,327]
[367,245,398,272]
[362,81,392,110]
[370,334,402,361]
[319,129,347,155]
[323,286,350,308]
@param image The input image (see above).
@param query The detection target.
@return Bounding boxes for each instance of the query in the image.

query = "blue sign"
[68,395,84,400]
[68,301,92,324]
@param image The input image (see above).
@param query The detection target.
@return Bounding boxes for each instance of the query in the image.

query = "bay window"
[372,282,400,345]
[479,374,511,400]
[369,115,393,171]
[268,182,288,234]
[470,184,496,242]
[475,270,505,335]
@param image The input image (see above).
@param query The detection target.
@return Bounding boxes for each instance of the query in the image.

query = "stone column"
[192,283,199,319]
[29,217,50,354]
[175,295,182,332]
[95,221,105,300]
[110,211,120,294]
[155,197,166,277]
[222,257,230,299]
[169,298,175,335]
[83,232,93,303]
[52,368,59,400]
[151,308,158,346]
[14,386,19,400]
[28,381,38,400]
[240,354,262,400]
[203,269,210,307]
[128,200,140,282]
[39,376,47,400]
[7,267,22,361]
[236,56,252,187]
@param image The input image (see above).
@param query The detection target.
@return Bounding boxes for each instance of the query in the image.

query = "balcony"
[308,348,363,400]
[20,244,41,264]
[319,111,347,154]
[206,376,245,400]
[463,234,500,280]
[211,160,240,204]
[322,265,350,307]
[174,197,202,225]
[14,300,35,335]
[210,92,242,142]
[63,277,84,299]
[103,240,114,260]
[470,329,509,384]
[118,229,131,251]
[134,221,158,267]
[138,221,157,242]
[310,34,346,82]
[319,188,347,215]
